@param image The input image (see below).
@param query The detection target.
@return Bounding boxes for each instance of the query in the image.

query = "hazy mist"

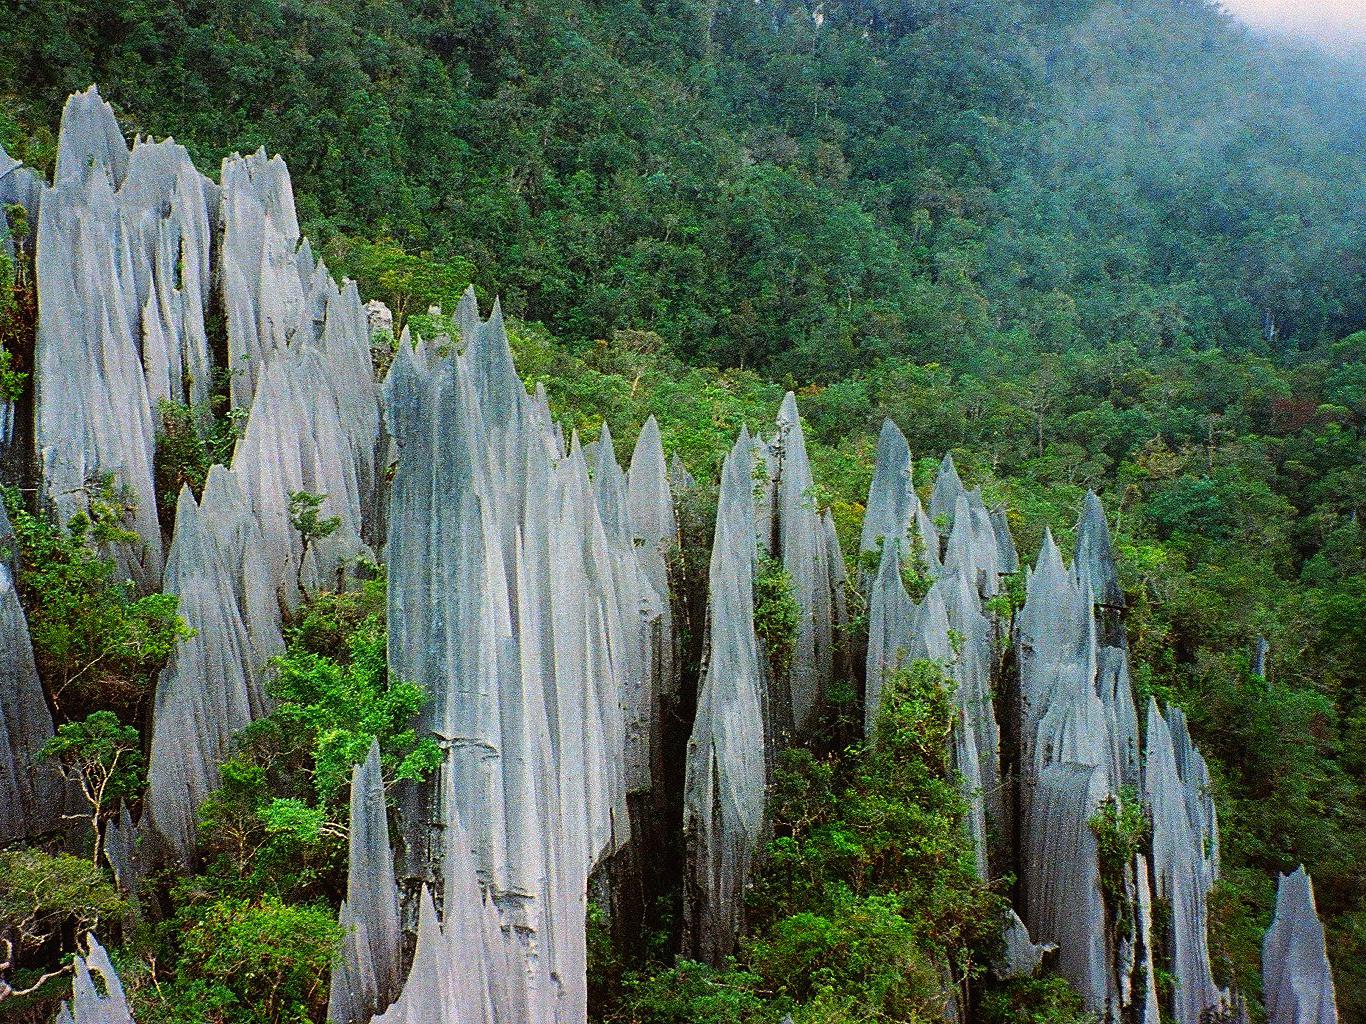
[1223,0,1366,53]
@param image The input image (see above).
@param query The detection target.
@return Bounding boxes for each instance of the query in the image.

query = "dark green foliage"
[979,976,1093,1024]
[1,485,189,718]
[287,492,341,546]
[609,961,773,1024]
[752,554,800,681]
[138,896,341,1024]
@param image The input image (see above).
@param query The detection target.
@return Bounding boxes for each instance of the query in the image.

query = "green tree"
[41,712,144,865]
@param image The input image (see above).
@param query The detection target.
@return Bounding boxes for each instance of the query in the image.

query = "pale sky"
[1222,0,1366,49]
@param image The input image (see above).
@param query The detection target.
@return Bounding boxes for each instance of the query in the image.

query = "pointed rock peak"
[56,85,130,188]
[1036,528,1066,577]
[930,452,967,525]
[1264,866,1338,1024]
[669,454,695,493]
[597,420,617,465]
[777,391,800,430]
[877,417,909,454]
[1074,491,1123,608]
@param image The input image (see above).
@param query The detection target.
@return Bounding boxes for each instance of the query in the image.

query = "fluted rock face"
[1264,868,1338,1024]
[684,429,768,964]
[36,90,167,590]
[858,420,938,583]
[383,294,666,1022]
[1144,701,1225,1024]
[1006,495,1230,1024]
[627,416,680,793]
[329,741,403,1024]
[769,393,836,735]
[56,937,135,1024]
[143,485,273,861]
[0,563,62,843]
[34,86,381,604]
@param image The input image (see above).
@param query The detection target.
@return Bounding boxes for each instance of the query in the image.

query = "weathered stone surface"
[996,909,1055,980]
[858,419,938,582]
[382,293,657,1021]
[1073,491,1124,609]
[684,429,768,964]
[0,563,61,843]
[143,486,271,861]
[329,741,403,1024]
[1025,762,1111,1011]
[769,393,835,734]
[58,936,135,1024]
[1263,867,1338,1024]
[1144,698,1226,1024]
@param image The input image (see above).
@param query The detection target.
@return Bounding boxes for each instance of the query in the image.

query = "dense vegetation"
[2,0,1366,1020]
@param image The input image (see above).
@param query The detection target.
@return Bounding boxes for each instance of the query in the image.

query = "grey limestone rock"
[58,936,135,1024]
[769,393,835,734]
[1263,867,1338,1024]
[1073,491,1124,609]
[996,908,1055,980]
[0,562,61,843]
[684,429,768,963]
[1143,699,1226,1024]
[143,486,272,861]
[329,741,403,1024]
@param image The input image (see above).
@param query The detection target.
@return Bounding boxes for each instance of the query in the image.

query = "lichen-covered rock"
[0,563,61,843]
[56,936,135,1024]
[684,429,769,963]
[1263,867,1338,1024]
[329,741,403,1024]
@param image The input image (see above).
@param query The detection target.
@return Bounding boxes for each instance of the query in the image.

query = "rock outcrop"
[1263,867,1339,1024]
[329,741,403,1024]
[683,428,769,963]
[0,562,61,843]
[55,937,135,1024]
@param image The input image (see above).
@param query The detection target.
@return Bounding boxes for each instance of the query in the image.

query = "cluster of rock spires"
[0,86,1342,1024]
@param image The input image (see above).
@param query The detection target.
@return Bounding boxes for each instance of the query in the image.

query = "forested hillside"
[2,0,1365,1022]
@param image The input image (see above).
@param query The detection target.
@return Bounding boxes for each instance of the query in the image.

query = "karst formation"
[0,86,1342,1024]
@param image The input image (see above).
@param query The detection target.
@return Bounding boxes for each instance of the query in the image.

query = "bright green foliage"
[0,849,127,957]
[140,896,341,1024]
[753,554,800,681]
[287,492,341,546]
[326,236,474,329]
[1,486,189,717]
[268,614,440,807]
[195,586,436,894]
[41,711,144,864]
[610,961,774,1024]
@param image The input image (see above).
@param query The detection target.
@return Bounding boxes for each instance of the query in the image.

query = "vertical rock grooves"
[56,937,136,1024]
[683,428,768,964]
[382,295,676,1021]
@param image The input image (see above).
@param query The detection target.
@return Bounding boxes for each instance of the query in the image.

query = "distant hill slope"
[2,0,1364,375]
